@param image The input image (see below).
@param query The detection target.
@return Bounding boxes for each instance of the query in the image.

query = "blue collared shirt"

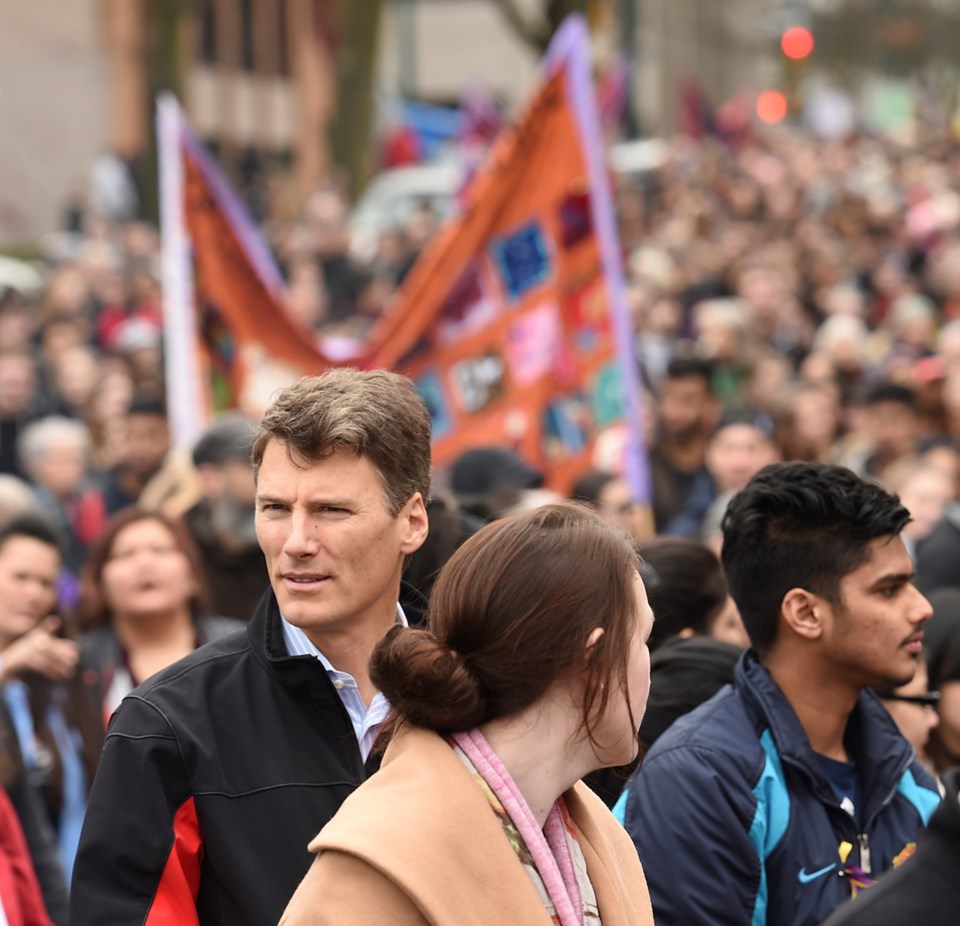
[279,605,406,761]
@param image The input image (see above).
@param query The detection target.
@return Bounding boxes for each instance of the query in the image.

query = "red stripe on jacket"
[145,796,204,926]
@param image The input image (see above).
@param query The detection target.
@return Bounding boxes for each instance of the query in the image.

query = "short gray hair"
[19,416,90,470]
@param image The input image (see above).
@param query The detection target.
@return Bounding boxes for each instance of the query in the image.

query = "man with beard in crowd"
[182,414,267,622]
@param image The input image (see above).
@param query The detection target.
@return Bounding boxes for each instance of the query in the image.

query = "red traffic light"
[781,26,814,60]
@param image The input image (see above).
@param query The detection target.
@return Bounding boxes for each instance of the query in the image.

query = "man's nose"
[282,511,320,557]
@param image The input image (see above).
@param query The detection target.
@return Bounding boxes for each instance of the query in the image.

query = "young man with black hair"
[618,461,940,926]
[100,394,171,514]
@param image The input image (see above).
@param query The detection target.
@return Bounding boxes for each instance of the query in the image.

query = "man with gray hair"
[19,415,106,575]
[71,369,431,926]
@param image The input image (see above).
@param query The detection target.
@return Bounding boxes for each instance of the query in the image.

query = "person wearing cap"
[449,446,544,522]
[181,414,268,621]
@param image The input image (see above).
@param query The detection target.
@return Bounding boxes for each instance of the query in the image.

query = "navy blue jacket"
[618,651,940,926]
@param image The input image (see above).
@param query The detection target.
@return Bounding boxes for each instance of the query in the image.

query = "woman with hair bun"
[281,503,655,926]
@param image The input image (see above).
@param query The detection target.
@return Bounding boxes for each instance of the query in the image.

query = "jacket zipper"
[857,833,871,874]
[783,747,914,878]
[855,747,917,876]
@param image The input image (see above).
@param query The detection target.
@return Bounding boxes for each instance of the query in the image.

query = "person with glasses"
[876,658,940,768]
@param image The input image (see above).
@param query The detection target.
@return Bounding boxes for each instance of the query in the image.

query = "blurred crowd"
[5,123,960,919]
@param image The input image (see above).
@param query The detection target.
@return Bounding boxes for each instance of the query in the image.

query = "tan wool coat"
[280,725,654,926]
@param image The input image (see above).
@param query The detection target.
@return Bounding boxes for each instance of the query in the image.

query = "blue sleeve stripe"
[612,788,628,826]
[748,729,791,926]
[897,767,940,825]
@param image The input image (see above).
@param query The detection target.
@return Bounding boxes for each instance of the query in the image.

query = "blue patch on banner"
[415,370,453,439]
[491,222,551,302]
[541,393,589,459]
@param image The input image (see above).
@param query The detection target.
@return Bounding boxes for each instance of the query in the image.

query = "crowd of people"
[0,122,958,923]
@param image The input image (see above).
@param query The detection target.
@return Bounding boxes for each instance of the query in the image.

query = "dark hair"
[923,588,960,689]
[715,405,776,440]
[665,356,715,391]
[251,369,432,516]
[638,538,728,650]
[401,497,479,627]
[126,393,167,418]
[73,507,212,631]
[372,503,641,753]
[721,462,910,657]
[863,381,917,412]
[571,469,618,507]
[0,513,63,558]
[192,414,256,467]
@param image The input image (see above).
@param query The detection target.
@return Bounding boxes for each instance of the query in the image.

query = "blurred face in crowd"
[881,660,939,758]
[53,345,99,409]
[101,518,198,622]
[936,677,960,759]
[658,375,713,441]
[220,458,257,508]
[591,572,654,768]
[0,536,60,647]
[791,387,840,455]
[706,424,780,494]
[0,354,36,417]
[709,597,750,649]
[0,302,36,352]
[31,440,88,498]
[866,401,919,459]
[123,412,170,478]
[898,467,953,543]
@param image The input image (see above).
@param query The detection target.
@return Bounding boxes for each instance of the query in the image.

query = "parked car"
[348,162,464,262]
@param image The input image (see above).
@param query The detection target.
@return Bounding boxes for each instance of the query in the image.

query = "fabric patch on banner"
[565,273,607,352]
[199,301,239,410]
[542,393,590,460]
[506,302,562,387]
[437,261,498,346]
[449,351,507,415]
[592,362,624,428]
[557,186,592,249]
[491,222,552,302]
[416,370,453,439]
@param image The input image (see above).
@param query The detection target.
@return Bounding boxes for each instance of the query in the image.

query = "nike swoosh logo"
[798,864,836,884]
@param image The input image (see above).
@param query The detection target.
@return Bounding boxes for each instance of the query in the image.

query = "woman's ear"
[585,627,605,652]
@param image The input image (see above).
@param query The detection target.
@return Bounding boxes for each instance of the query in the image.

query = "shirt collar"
[279,603,408,675]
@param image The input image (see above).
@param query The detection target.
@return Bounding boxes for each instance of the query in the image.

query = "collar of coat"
[309,724,654,926]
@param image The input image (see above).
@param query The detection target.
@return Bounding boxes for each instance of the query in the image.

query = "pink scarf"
[452,728,585,926]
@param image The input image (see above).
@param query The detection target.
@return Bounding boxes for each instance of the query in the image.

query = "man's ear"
[399,492,429,555]
[780,587,825,642]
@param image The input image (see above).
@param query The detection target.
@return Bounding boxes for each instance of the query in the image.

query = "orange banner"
[367,74,631,493]
[181,149,329,417]
[161,16,645,496]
